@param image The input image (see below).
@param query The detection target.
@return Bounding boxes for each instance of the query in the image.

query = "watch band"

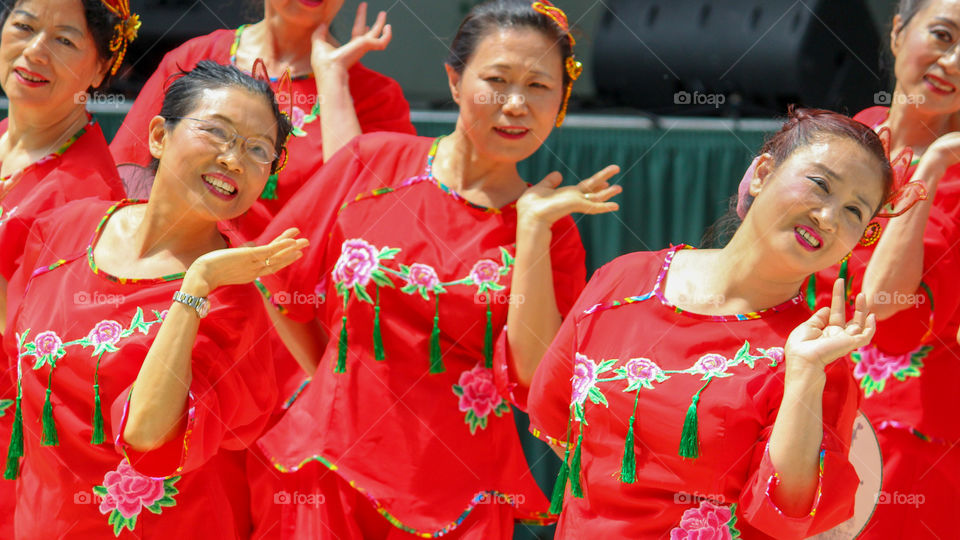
[172,291,210,318]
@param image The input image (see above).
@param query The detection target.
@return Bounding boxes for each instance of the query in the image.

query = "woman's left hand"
[310,2,391,75]
[516,165,622,228]
[785,279,875,369]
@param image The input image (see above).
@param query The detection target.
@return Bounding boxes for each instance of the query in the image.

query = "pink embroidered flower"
[853,346,913,382]
[332,239,379,288]
[98,461,165,520]
[571,353,598,405]
[32,331,63,357]
[406,263,440,289]
[762,347,784,364]
[88,320,123,346]
[456,364,501,419]
[670,500,734,540]
[470,259,501,286]
[290,106,306,129]
[624,357,662,385]
[158,310,168,321]
[693,353,728,376]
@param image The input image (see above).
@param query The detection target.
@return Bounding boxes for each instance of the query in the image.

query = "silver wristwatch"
[172,291,210,319]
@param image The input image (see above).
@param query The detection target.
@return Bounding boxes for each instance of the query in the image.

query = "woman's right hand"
[310,2,392,76]
[784,279,875,371]
[912,131,960,192]
[181,228,308,297]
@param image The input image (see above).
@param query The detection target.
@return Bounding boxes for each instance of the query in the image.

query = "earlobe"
[890,14,904,57]
[147,116,167,161]
[444,63,462,105]
[749,153,775,197]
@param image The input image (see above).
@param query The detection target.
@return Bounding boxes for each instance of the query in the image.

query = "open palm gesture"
[311,2,392,74]
[517,165,622,227]
[785,279,876,368]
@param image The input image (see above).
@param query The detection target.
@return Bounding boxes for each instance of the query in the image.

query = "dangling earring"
[859,221,882,247]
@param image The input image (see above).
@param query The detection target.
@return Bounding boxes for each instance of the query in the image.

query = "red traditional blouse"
[256,133,586,535]
[1,199,276,538]
[528,246,860,539]
[808,106,960,443]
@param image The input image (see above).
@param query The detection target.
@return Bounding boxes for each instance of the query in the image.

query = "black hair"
[895,0,931,31]
[158,60,293,174]
[1,0,123,87]
[447,0,575,91]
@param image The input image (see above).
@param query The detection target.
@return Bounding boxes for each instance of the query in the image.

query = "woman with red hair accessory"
[529,108,894,539]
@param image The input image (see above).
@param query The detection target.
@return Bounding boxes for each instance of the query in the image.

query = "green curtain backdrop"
[85,111,769,539]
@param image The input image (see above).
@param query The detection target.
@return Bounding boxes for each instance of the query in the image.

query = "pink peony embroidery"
[693,353,728,376]
[670,500,736,540]
[452,364,509,434]
[470,259,501,286]
[290,106,306,129]
[571,353,598,405]
[851,345,928,397]
[762,347,784,365]
[406,263,440,290]
[332,239,379,289]
[33,331,63,358]
[624,357,662,385]
[98,461,165,519]
[88,320,123,346]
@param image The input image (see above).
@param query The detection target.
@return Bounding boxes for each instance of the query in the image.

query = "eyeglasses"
[171,117,278,165]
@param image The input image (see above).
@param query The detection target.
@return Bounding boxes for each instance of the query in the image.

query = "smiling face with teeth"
[890,0,960,115]
[743,135,886,277]
[0,0,110,115]
[148,86,280,222]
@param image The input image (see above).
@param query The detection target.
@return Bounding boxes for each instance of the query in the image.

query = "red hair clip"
[532,1,581,127]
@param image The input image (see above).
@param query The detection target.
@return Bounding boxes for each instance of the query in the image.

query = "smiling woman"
[0,61,309,539]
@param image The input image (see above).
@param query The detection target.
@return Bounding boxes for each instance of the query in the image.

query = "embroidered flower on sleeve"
[333,239,380,289]
[30,330,65,369]
[851,344,929,397]
[452,363,510,434]
[670,500,741,540]
[571,353,615,421]
[93,461,180,536]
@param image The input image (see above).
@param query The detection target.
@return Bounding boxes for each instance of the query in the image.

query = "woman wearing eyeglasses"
[0,61,307,538]
[798,0,960,536]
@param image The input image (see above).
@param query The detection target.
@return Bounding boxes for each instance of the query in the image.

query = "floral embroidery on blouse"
[571,353,615,422]
[616,357,669,391]
[288,103,321,137]
[451,363,510,434]
[93,460,180,536]
[0,205,18,227]
[851,344,930,397]
[670,500,741,540]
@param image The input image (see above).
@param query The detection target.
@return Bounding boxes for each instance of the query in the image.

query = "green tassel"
[91,385,105,445]
[4,395,23,480]
[483,297,493,368]
[40,368,58,447]
[620,389,641,483]
[549,448,570,513]
[839,257,851,305]
[569,431,584,497]
[336,294,348,373]
[259,173,279,200]
[805,275,816,311]
[373,287,385,361]
[678,379,712,459]
[429,295,444,374]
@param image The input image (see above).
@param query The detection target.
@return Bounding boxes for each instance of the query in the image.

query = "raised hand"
[785,279,876,369]
[310,2,392,75]
[516,165,622,227]
[183,228,309,296]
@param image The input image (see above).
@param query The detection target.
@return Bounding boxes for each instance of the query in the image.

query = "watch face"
[198,299,210,318]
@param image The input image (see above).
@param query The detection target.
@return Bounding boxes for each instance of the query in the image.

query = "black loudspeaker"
[592,0,884,116]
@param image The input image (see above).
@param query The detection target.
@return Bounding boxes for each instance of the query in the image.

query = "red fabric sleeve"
[492,216,586,410]
[256,137,368,323]
[738,360,861,538]
[111,284,277,478]
[872,164,960,354]
[351,65,416,136]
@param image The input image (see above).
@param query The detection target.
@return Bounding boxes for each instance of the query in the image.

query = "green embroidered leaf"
[418,288,431,301]
[477,415,488,431]
[494,400,511,416]
[728,502,742,539]
[155,495,176,507]
[860,376,885,398]
[399,264,411,275]
[452,384,464,396]
[22,343,36,355]
[499,247,515,269]
[0,400,13,416]
[353,284,373,304]
[378,247,401,260]
[573,402,586,424]
[597,359,617,374]
[433,284,447,295]
[587,386,608,407]
[623,379,642,392]
[400,284,418,295]
[370,271,393,288]
[129,308,150,335]
[732,342,750,365]
[291,126,307,137]
[92,485,108,496]
[108,509,136,536]
[335,282,347,297]
[465,410,479,434]
[163,476,181,496]
[486,282,506,292]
